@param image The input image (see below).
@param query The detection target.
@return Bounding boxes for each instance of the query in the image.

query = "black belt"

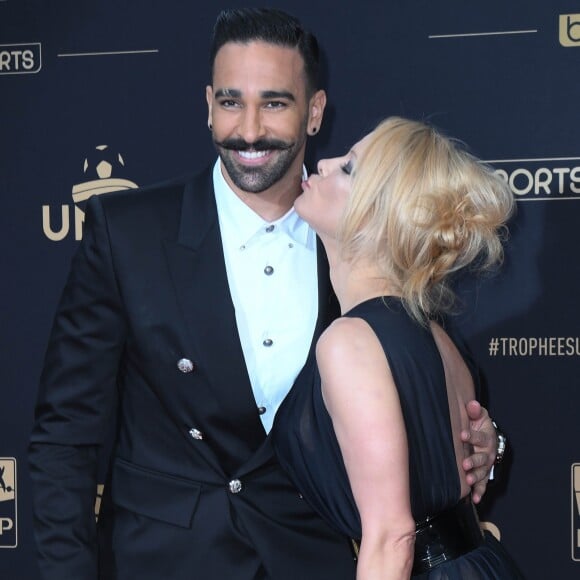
[414,495,484,574]
[350,496,484,575]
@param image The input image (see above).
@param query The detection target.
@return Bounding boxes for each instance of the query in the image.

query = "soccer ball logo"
[72,144,138,204]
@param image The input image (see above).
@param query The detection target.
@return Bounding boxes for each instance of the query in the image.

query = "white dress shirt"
[213,160,319,433]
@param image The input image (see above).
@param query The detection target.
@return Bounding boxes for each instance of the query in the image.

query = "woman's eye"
[340,160,353,175]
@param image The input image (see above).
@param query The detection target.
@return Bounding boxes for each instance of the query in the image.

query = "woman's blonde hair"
[339,116,515,323]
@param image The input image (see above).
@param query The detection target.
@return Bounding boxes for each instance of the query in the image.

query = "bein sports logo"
[573,463,580,561]
[0,43,41,75]
[560,14,580,47]
[488,157,580,201]
[0,458,17,549]
[42,145,138,241]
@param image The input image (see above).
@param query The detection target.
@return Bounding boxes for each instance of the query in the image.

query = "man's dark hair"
[209,7,320,96]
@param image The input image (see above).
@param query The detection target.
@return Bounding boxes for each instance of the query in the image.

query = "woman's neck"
[323,239,399,314]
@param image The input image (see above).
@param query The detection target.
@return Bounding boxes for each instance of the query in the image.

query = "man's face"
[207,41,325,196]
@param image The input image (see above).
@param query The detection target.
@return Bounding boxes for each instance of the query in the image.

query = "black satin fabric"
[272,297,524,578]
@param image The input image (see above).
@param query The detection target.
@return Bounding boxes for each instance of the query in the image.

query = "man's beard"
[213,126,307,194]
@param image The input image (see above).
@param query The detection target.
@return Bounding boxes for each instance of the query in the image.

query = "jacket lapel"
[163,169,266,459]
[314,236,340,343]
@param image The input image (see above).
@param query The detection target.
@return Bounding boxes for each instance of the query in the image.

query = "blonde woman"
[272,117,523,579]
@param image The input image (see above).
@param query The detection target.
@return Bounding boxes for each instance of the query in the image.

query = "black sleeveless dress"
[272,296,524,578]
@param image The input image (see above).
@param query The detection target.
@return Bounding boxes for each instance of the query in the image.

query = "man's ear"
[308,89,327,135]
[205,85,213,128]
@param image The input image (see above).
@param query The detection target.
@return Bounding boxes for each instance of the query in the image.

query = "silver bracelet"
[491,420,507,464]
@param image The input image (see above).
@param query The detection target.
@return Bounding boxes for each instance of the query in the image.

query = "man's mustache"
[215,138,293,152]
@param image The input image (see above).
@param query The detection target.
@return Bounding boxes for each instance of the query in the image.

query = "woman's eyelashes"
[340,159,353,175]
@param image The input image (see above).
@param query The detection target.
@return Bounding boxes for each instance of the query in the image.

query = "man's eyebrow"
[260,90,295,101]
[213,88,296,101]
[214,88,241,99]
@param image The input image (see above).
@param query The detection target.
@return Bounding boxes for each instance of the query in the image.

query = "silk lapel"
[313,236,340,344]
[163,169,266,456]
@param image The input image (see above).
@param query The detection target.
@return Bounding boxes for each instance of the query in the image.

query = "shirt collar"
[213,159,312,248]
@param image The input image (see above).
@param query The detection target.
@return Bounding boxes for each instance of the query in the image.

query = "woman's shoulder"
[317,316,378,357]
[316,315,392,389]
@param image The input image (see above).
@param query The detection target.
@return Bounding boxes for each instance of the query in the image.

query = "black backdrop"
[1,1,579,578]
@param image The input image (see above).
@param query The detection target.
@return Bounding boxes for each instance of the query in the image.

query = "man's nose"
[237,108,265,144]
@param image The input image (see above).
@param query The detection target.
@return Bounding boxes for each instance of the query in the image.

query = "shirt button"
[264,266,274,275]
[262,339,273,347]
[265,225,275,233]
[189,428,204,440]
[177,358,195,373]
[258,406,266,415]
[228,479,243,494]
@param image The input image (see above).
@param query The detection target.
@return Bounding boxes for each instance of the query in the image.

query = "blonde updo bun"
[339,116,514,323]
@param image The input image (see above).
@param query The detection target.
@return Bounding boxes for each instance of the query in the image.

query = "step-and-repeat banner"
[1,1,578,578]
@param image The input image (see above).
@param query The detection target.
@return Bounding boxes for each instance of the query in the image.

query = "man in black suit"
[29,8,499,579]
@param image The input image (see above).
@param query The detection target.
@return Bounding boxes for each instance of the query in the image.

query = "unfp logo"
[573,463,580,561]
[0,458,17,548]
[560,14,580,47]
[42,145,138,241]
[0,43,41,75]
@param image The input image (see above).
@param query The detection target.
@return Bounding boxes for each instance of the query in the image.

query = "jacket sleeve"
[28,193,127,579]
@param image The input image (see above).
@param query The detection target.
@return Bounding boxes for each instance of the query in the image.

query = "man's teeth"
[239,150,268,159]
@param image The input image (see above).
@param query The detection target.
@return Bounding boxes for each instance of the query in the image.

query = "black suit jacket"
[28,168,355,579]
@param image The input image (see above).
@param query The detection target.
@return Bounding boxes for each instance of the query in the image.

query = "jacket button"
[177,358,195,373]
[257,406,266,415]
[189,428,204,440]
[228,479,243,494]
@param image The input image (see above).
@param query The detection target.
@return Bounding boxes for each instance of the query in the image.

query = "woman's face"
[295,133,370,238]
